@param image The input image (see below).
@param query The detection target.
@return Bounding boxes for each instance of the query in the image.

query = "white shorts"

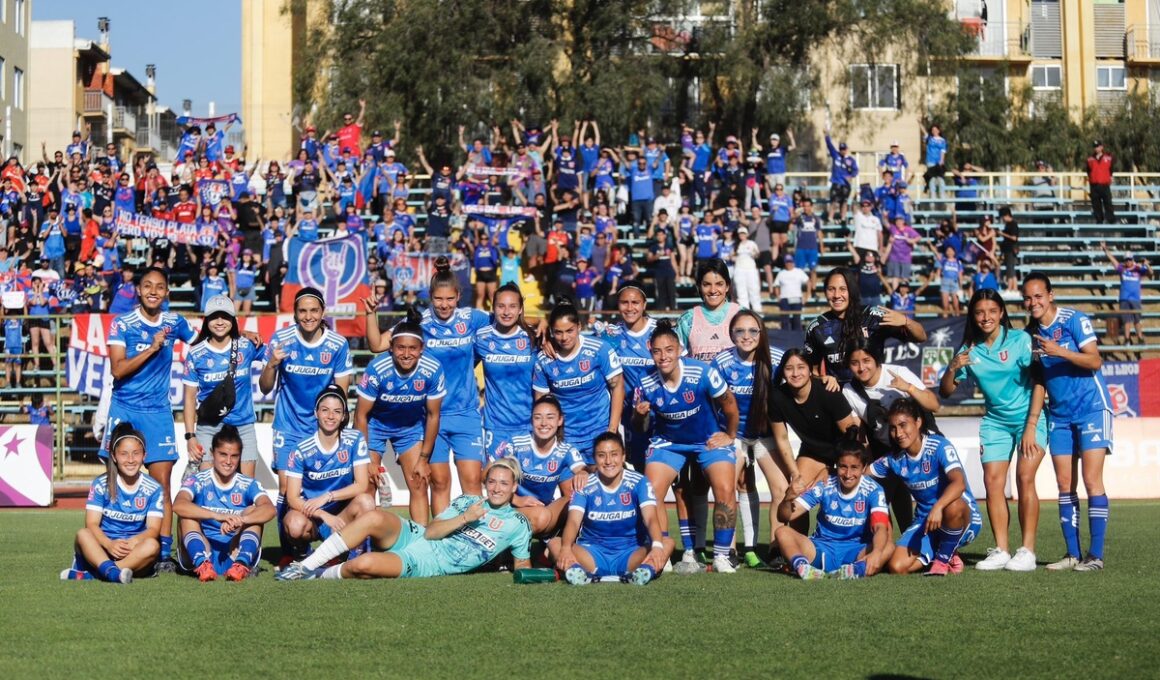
[734,436,774,465]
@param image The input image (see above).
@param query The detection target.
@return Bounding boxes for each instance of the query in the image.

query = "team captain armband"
[870,511,891,529]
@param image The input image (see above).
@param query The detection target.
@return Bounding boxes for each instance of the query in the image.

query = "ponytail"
[430,256,458,293]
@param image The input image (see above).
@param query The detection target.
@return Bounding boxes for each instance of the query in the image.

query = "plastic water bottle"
[377,466,392,510]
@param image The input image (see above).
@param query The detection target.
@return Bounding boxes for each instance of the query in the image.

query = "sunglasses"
[731,327,762,337]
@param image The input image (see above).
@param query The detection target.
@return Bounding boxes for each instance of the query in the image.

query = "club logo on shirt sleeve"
[854,500,865,514]
[337,448,349,463]
[231,492,243,506]
[134,496,146,510]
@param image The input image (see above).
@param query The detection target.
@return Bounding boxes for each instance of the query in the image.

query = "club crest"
[134,496,146,510]
[231,492,243,505]
[683,390,695,404]
[1053,327,1062,341]
[854,500,865,513]
[413,379,425,391]
[579,360,591,372]
[488,517,504,530]
[620,492,632,506]
[337,449,349,463]
[320,351,332,364]
[455,321,467,335]
[516,338,528,350]
[547,460,558,473]
[922,459,931,474]
[999,350,1008,362]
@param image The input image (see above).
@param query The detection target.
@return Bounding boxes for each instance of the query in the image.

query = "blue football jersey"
[107,310,196,410]
[869,434,978,519]
[1032,308,1112,422]
[177,470,266,543]
[569,470,655,551]
[532,336,623,451]
[285,429,370,500]
[712,347,785,438]
[3,318,22,352]
[593,319,656,411]
[795,475,888,543]
[474,324,536,433]
[638,358,728,445]
[265,326,354,437]
[421,307,491,416]
[355,353,446,432]
[427,494,532,569]
[501,434,583,504]
[85,473,164,540]
[182,338,261,427]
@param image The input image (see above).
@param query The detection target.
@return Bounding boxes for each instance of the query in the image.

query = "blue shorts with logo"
[810,538,867,571]
[368,420,423,459]
[794,248,819,271]
[273,426,313,472]
[579,540,641,578]
[644,438,736,474]
[101,402,178,465]
[1048,410,1113,457]
[899,504,982,566]
[432,411,484,465]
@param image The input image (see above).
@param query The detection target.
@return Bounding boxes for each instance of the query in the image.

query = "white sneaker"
[712,555,737,574]
[1046,555,1081,571]
[662,558,673,573]
[1004,547,1037,572]
[975,547,1011,571]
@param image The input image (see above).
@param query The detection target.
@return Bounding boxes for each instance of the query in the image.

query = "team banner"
[280,232,371,336]
[463,166,525,177]
[197,179,231,207]
[0,425,55,507]
[462,204,538,218]
[114,210,218,247]
[176,113,242,127]
[387,251,438,294]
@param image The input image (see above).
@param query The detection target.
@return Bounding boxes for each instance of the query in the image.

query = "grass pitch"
[2,503,1159,679]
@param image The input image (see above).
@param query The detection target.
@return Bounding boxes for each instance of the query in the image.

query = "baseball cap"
[737,226,749,235]
[784,254,794,262]
[305,125,317,132]
[385,148,396,156]
[1125,252,1135,260]
[225,145,235,153]
[897,181,908,189]
[838,142,848,150]
[204,295,236,318]
[1093,140,1103,147]
[371,130,382,136]
[770,133,780,140]
[890,140,900,147]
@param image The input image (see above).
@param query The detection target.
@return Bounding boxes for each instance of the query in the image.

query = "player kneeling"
[872,398,982,576]
[548,433,674,586]
[173,425,275,581]
[62,423,161,583]
[282,385,376,560]
[774,438,892,580]
[277,457,533,580]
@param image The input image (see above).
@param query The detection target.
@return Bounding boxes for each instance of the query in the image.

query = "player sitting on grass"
[276,457,533,580]
[282,385,376,561]
[872,398,982,576]
[549,432,674,585]
[774,437,893,580]
[173,425,275,582]
[62,422,162,583]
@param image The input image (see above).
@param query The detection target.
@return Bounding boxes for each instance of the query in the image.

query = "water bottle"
[512,568,559,584]
[377,466,393,510]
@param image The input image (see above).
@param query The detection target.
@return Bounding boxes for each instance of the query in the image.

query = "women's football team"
[65,259,1113,584]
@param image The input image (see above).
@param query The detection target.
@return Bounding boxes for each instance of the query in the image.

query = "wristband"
[184,432,196,441]
[651,540,664,550]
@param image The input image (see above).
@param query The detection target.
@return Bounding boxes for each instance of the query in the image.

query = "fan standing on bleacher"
[1086,141,1115,225]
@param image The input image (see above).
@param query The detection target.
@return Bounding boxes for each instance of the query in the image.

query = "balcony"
[112,106,137,136]
[82,88,112,118]
[958,19,1032,63]
[1126,24,1160,65]
[134,128,160,153]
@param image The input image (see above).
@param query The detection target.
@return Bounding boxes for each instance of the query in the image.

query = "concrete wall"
[241,0,298,162]
[29,20,78,159]
[0,0,31,160]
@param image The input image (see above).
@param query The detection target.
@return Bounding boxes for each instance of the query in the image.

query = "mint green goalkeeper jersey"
[428,495,532,572]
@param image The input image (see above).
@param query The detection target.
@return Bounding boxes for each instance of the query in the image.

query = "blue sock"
[1059,492,1082,558]
[276,493,292,555]
[713,528,735,558]
[73,550,93,575]
[678,520,694,551]
[933,526,965,564]
[159,535,173,561]
[182,532,210,567]
[853,560,868,578]
[1088,495,1109,560]
[791,555,808,572]
[236,530,261,568]
[97,560,121,582]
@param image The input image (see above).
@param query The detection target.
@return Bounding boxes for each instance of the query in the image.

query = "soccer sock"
[73,550,93,575]
[1059,492,1082,558]
[97,560,121,583]
[713,528,735,558]
[235,530,262,568]
[678,519,694,551]
[300,534,350,570]
[276,494,291,555]
[159,535,173,561]
[1088,495,1109,560]
[932,526,965,564]
[737,491,757,550]
[320,564,344,580]
[852,560,868,578]
[791,554,809,575]
[182,532,211,567]
[691,495,709,550]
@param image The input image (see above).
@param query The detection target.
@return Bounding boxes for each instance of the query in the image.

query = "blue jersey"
[694,224,720,259]
[286,429,370,500]
[425,495,532,569]
[296,219,319,241]
[924,135,947,167]
[421,307,491,416]
[532,336,623,451]
[182,338,261,426]
[870,434,978,519]
[3,318,22,353]
[474,325,535,434]
[711,347,785,438]
[502,434,582,505]
[266,326,354,437]
[570,470,655,551]
[638,358,728,445]
[107,310,196,410]
[355,353,446,430]
[1033,308,1111,421]
[85,474,164,540]
[177,470,266,543]
[1117,263,1148,301]
[593,318,656,413]
[769,194,792,222]
[765,146,789,175]
[939,257,963,280]
[878,152,909,181]
[795,475,888,543]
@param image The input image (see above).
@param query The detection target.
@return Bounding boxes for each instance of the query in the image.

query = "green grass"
[2,503,1159,679]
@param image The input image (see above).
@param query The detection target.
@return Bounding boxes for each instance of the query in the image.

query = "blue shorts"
[1048,410,1113,457]
[483,428,525,465]
[101,402,178,465]
[979,417,1048,465]
[644,438,736,474]
[578,540,640,578]
[623,421,650,472]
[273,427,312,472]
[431,412,484,465]
[810,538,867,571]
[899,504,982,566]
[313,500,349,541]
[368,421,423,459]
[794,248,819,271]
[389,518,448,578]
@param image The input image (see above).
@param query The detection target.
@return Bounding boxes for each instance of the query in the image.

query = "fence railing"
[960,19,1029,58]
[112,106,137,133]
[1126,23,1160,60]
[82,88,112,115]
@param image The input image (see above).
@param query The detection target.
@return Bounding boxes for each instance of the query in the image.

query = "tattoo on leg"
[713,502,736,530]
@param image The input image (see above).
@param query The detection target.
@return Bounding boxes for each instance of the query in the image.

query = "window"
[0,57,5,101]
[1097,65,1127,90]
[1031,64,1062,89]
[850,64,899,110]
[13,67,22,109]
[14,0,23,35]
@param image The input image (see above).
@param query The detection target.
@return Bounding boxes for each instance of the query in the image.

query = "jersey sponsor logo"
[682,390,695,404]
[231,492,243,505]
[337,449,350,463]
[455,321,467,335]
[413,379,425,391]
[134,496,146,510]
[579,359,591,372]
[620,492,631,506]
[854,500,865,514]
